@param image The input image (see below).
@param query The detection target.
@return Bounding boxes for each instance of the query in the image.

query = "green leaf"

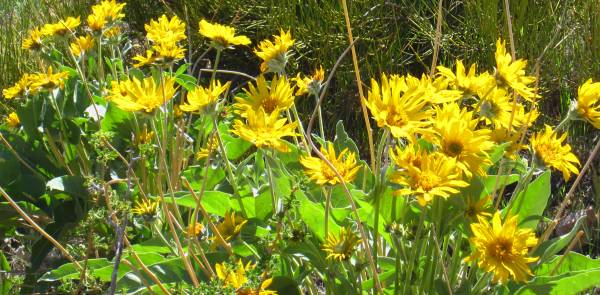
[504,170,551,229]
[220,124,252,161]
[481,174,520,198]
[39,258,112,282]
[536,252,600,276]
[154,191,232,217]
[269,276,302,295]
[515,268,600,295]
[534,216,585,264]
[295,191,340,240]
[182,165,226,191]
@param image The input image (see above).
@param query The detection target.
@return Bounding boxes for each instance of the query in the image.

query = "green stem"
[290,104,309,152]
[211,49,222,83]
[314,93,326,140]
[324,187,332,237]
[213,116,247,218]
[265,150,278,214]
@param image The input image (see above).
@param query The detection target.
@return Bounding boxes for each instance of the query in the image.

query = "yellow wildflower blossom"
[575,78,600,129]
[231,108,297,152]
[391,152,468,206]
[107,76,177,112]
[22,27,44,50]
[530,125,580,180]
[235,75,295,114]
[300,143,360,186]
[198,19,251,49]
[464,195,493,222]
[87,0,126,32]
[212,211,247,243]
[131,198,159,217]
[254,29,294,73]
[29,66,70,93]
[3,74,34,99]
[41,16,80,37]
[5,112,20,128]
[437,60,494,97]
[145,14,186,44]
[322,226,361,261]
[187,222,204,238]
[70,35,95,56]
[215,260,277,295]
[432,103,494,178]
[365,74,434,141]
[180,80,231,113]
[494,39,538,102]
[465,212,538,284]
[294,65,325,96]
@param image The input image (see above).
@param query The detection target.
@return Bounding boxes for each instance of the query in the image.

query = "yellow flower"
[530,125,579,180]
[29,66,70,93]
[180,80,231,113]
[41,16,81,37]
[391,152,468,206]
[415,74,463,104]
[134,128,154,145]
[132,50,156,68]
[389,143,425,173]
[235,75,295,114]
[494,39,538,102]
[87,0,126,32]
[145,14,186,44]
[231,108,297,152]
[465,211,538,283]
[70,35,95,56]
[293,66,325,96]
[131,198,159,217]
[5,112,20,128]
[464,195,492,222]
[212,211,247,243]
[215,260,277,295]
[151,41,186,61]
[490,127,526,159]
[187,222,204,237]
[575,78,600,129]
[432,104,494,178]
[322,226,361,261]
[3,74,34,99]
[22,27,44,50]
[300,143,360,186]
[104,26,121,38]
[107,76,177,112]
[365,74,434,141]
[437,60,494,97]
[478,87,516,129]
[198,19,251,50]
[195,135,219,160]
[254,29,294,73]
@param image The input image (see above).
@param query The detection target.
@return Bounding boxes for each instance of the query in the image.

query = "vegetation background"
[1,0,599,250]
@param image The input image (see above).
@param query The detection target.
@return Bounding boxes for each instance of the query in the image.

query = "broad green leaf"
[182,165,226,191]
[536,252,600,276]
[220,126,252,161]
[534,216,585,264]
[295,191,340,240]
[269,276,302,295]
[40,258,112,281]
[504,170,551,229]
[481,174,520,198]
[154,191,232,217]
[515,268,600,295]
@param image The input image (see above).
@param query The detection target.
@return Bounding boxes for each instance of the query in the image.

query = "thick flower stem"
[291,104,310,152]
[213,116,248,218]
[313,92,326,140]
[211,49,222,83]
[324,186,333,237]
[265,150,278,214]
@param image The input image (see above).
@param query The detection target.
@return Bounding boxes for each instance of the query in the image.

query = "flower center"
[446,141,464,157]
[417,174,439,192]
[491,239,513,260]
[387,110,409,128]
[535,143,557,164]
[262,96,279,113]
